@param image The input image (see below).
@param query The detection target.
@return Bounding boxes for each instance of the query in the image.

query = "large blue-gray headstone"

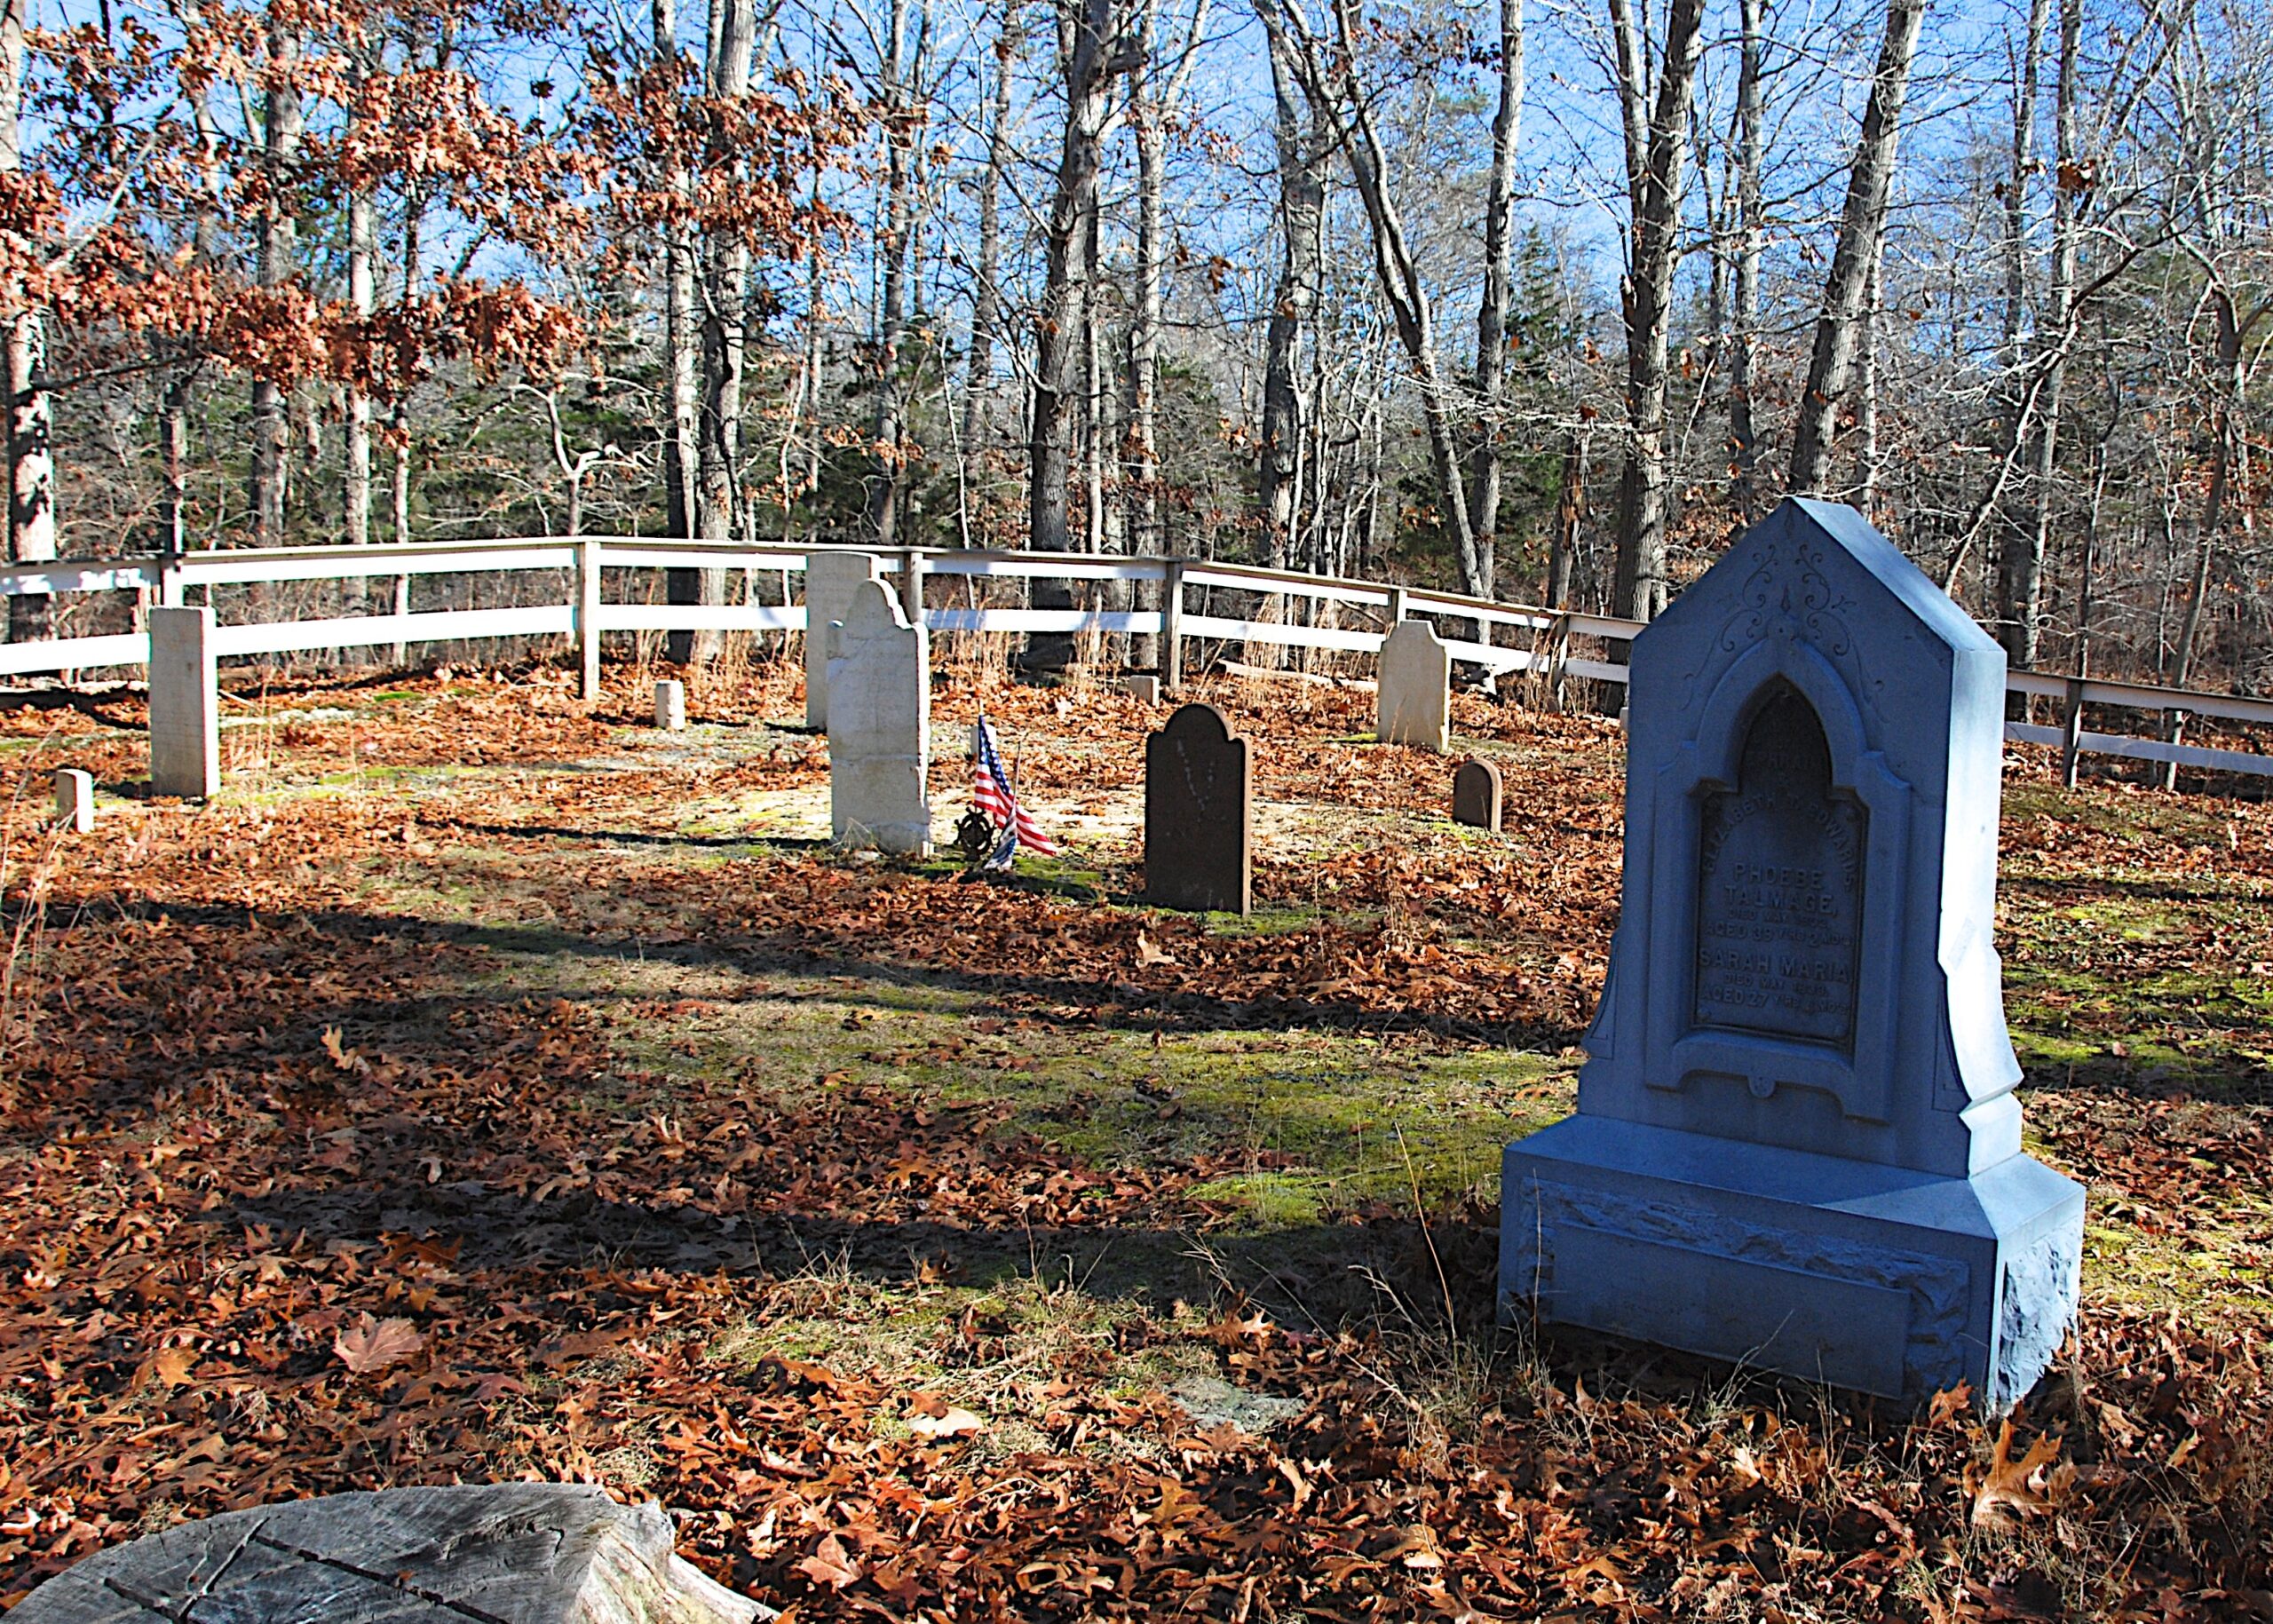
[1501,498,2083,1409]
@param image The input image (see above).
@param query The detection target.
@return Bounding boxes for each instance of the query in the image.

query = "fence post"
[1386,585,1408,626]
[2060,677,2087,789]
[899,548,926,626]
[577,537,603,700]
[391,569,410,669]
[1547,614,1573,714]
[1160,558,1185,693]
[149,605,218,799]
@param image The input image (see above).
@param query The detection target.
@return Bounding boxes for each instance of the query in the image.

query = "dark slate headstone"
[1500,498,2084,1411]
[1145,702,1251,914]
[1452,758,1502,832]
[10,1484,766,1623]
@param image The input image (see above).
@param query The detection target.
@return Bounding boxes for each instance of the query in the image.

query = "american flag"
[971,716,1058,867]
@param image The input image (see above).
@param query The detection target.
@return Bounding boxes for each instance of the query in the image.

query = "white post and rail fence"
[0,535,2263,793]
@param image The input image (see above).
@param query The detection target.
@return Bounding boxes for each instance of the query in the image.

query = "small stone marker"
[1452,758,1501,832]
[53,768,94,834]
[653,678,687,731]
[1501,498,2084,1409]
[1377,618,1451,751]
[804,551,883,730]
[1118,674,1162,706]
[827,579,931,855]
[1144,701,1251,915]
[9,1483,766,1623]
[148,605,219,799]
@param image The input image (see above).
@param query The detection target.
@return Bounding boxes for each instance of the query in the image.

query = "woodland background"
[0,0,2267,692]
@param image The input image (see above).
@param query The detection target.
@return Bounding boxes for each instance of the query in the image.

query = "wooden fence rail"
[0,537,2263,785]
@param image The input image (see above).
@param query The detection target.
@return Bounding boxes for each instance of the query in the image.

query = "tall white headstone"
[827,580,931,855]
[804,552,883,730]
[149,606,218,800]
[1377,618,1452,752]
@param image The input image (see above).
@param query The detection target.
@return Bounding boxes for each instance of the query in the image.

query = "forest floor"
[1,653,2270,1621]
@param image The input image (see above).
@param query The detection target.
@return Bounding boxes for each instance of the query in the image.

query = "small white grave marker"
[653,679,687,731]
[53,769,93,834]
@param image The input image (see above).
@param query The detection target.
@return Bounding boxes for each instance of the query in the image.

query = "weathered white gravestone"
[803,551,883,730]
[149,605,219,800]
[827,579,931,855]
[653,678,687,731]
[1377,618,1451,752]
[54,768,94,834]
[1501,499,2083,1409]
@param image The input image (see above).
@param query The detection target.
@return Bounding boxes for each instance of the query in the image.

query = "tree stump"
[11,1484,769,1623]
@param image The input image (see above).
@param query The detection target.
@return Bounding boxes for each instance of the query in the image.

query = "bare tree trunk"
[1786,0,1926,494]
[1125,0,1207,570]
[1610,0,1707,622]
[698,0,754,546]
[659,0,707,657]
[865,0,923,547]
[1853,245,1881,515]
[1255,0,1326,567]
[160,370,191,561]
[390,197,421,548]
[2000,0,2047,372]
[675,0,754,664]
[2003,0,2081,677]
[248,7,301,551]
[1030,0,1120,557]
[1461,0,1524,595]
[154,81,222,574]
[1299,0,1484,599]
[1726,0,1766,527]
[1992,0,2049,658]
[0,0,51,640]
[1547,429,1587,607]
[1081,200,1105,552]
[1026,0,1127,670]
[345,49,376,558]
[962,14,1017,460]
[2166,284,2245,784]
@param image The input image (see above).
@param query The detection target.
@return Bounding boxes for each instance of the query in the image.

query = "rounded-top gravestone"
[1144,702,1252,915]
[1451,758,1501,832]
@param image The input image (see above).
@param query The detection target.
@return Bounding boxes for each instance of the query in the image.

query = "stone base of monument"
[10,1484,770,1624]
[1501,1118,2084,1407]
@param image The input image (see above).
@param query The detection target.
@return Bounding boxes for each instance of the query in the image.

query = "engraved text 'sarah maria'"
[1693,684,1865,1049]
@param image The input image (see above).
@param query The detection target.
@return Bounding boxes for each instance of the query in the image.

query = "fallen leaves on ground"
[0,662,2269,1620]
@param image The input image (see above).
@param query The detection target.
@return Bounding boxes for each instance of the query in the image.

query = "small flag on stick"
[971,716,1059,868]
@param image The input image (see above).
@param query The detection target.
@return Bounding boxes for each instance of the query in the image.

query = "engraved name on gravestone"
[1691,686,1864,1048]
